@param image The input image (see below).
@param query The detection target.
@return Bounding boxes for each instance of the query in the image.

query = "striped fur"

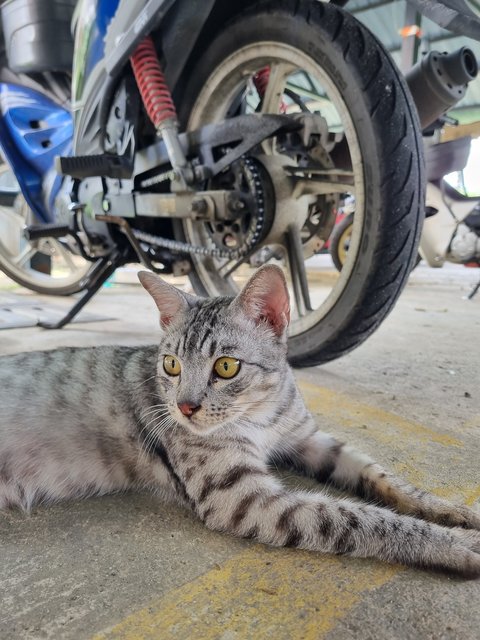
[0,265,479,578]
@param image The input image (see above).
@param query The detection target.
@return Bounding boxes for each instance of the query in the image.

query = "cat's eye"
[163,355,181,376]
[214,357,241,379]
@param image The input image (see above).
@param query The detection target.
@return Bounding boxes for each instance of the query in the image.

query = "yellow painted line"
[297,380,463,448]
[464,487,480,507]
[92,546,399,640]
[435,485,480,507]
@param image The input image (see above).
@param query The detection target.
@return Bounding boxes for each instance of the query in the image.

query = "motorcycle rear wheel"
[176,0,424,366]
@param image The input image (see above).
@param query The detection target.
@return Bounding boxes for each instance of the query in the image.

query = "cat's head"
[138,265,290,436]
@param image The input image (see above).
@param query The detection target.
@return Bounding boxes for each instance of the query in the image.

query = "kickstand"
[38,252,123,330]
[468,278,480,300]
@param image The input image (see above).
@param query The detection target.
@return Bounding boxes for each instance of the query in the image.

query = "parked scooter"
[0,0,478,366]
[422,133,480,297]
[329,128,480,299]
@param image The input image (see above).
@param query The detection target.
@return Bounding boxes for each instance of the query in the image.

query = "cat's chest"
[229,423,287,461]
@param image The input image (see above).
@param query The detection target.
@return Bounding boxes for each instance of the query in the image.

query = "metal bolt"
[227,194,247,212]
[191,198,208,215]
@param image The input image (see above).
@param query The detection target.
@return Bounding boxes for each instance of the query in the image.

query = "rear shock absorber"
[130,36,190,180]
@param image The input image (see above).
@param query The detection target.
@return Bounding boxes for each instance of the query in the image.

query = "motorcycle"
[0,0,478,366]
[329,124,480,299]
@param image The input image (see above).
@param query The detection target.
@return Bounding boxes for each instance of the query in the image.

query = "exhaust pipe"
[405,47,478,129]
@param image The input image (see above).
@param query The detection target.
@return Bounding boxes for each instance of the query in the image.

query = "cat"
[1,265,479,578]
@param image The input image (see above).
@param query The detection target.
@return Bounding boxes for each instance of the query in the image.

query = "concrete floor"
[0,263,479,639]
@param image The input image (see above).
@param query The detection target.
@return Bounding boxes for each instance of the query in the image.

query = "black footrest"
[55,154,133,179]
[24,223,71,241]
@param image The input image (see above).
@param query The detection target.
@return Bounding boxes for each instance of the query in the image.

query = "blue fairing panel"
[83,0,120,77]
[0,84,72,222]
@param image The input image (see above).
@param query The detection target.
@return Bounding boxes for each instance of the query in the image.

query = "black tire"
[329,213,355,272]
[175,0,424,366]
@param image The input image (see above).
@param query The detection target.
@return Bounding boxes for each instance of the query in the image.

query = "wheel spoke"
[258,61,294,154]
[50,240,78,274]
[259,61,292,114]
[293,178,354,197]
[290,169,355,198]
[284,224,313,317]
[218,256,246,279]
[217,240,267,278]
[0,204,25,229]
[12,244,37,267]
[0,205,27,256]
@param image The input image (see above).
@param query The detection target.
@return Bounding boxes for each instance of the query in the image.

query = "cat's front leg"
[185,456,480,577]
[276,431,480,530]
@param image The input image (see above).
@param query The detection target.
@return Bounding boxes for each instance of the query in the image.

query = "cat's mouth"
[181,419,222,436]
[175,411,227,436]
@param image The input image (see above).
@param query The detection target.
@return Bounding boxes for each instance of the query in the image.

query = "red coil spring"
[130,36,177,129]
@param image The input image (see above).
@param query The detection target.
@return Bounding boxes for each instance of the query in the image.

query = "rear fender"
[167,0,265,103]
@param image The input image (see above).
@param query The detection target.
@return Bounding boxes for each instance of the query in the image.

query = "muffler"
[405,47,478,129]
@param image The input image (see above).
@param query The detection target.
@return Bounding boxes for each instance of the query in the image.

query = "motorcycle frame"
[74,0,195,155]
[0,0,262,224]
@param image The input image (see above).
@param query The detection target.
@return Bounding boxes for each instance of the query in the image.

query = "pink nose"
[178,402,201,417]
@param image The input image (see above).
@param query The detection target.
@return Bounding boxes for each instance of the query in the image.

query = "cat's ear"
[138,271,195,327]
[235,265,290,337]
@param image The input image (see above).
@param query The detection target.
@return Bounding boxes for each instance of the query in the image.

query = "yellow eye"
[214,357,241,379]
[163,355,181,376]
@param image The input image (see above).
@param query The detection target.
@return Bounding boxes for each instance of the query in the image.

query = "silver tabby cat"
[1,265,479,577]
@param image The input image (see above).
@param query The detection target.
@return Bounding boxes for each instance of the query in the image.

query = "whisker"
[138,413,177,465]
[140,408,170,423]
[139,412,172,440]
[139,404,169,420]
[134,374,158,389]
[140,401,169,413]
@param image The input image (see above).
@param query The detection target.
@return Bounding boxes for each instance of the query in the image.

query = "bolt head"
[191,198,208,214]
